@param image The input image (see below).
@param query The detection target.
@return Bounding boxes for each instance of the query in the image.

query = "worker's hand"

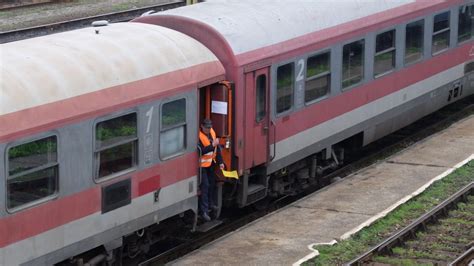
[219,163,225,170]
[212,138,219,147]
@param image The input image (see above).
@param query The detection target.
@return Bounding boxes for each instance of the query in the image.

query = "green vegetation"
[375,51,394,62]
[373,256,432,266]
[306,64,330,78]
[8,137,57,176]
[96,125,136,141]
[8,137,56,159]
[342,76,362,88]
[458,32,472,43]
[96,114,137,142]
[162,99,186,128]
[307,53,330,78]
[305,160,474,266]
[406,47,423,54]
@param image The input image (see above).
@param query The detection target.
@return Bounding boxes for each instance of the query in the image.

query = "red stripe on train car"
[138,175,161,196]
[272,42,473,143]
[0,152,197,248]
[0,187,101,249]
[0,61,224,143]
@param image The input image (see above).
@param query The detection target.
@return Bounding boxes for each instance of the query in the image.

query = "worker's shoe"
[201,212,211,222]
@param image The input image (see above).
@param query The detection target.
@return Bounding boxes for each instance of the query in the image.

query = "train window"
[432,11,450,55]
[342,39,365,89]
[374,30,396,77]
[305,52,330,103]
[95,113,137,180]
[160,98,186,159]
[7,136,58,210]
[405,20,424,65]
[276,63,294,114]
[256,75,266,122]
[458,5,474,43]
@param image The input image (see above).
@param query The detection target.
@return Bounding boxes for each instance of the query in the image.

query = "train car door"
[199,82,233,170]
[245,68,269,167]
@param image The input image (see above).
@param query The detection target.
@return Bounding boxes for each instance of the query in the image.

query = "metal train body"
[1,0,473,264]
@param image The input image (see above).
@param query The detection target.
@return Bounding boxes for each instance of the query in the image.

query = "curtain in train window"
[305,52,330,103]
[160,98,186,159]
[7,136,58,210]
[342,39,365,89]
[95,113,138,179]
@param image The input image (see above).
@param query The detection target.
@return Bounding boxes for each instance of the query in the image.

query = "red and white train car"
[136,0,474,204]
[0,23,225,265]
[1,0,474,264]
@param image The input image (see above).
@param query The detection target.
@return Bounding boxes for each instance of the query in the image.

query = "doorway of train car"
[197,81,233,224]
[244,68,270,167]
[198,82,233,169]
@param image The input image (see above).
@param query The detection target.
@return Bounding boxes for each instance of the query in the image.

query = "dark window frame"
[404,19,425,66]
[275,62,295,116]
[305,50,331,105]
[93,111,138,182]
[255,74,267,123]
[374,29,397,78]
[6,133,59,212]
[159,98,187,160]
[458,4,474,44]
[432,11,451,55]
[342,39,365,90]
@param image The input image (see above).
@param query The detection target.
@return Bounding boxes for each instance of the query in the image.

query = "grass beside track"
[306,160,474,266]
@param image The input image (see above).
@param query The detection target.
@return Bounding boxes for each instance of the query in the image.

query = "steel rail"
[346,181,474,266]
[449,246,474,266]
[0,0,185,43]
[0,0,54,10]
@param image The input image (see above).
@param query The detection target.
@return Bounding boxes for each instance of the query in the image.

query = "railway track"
[450,247,474,266]
[347,182,474,266]
[0,0,185,43]
[0,0,55,10]
[138,97,474,265]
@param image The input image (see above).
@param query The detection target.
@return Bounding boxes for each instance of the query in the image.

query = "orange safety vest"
[199,128,217,168]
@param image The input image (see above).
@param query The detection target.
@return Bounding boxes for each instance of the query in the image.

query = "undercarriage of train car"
[266,133,363,198]
[233,132,364,208]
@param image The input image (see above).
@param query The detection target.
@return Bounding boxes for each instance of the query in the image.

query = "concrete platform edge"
[293,153,474,266]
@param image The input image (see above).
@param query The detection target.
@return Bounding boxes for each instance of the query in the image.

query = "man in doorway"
[198,118,224,222]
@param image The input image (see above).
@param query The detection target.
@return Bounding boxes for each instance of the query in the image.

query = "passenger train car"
[1,0,473,264]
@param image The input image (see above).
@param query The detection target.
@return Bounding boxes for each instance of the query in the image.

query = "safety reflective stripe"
[199,128,217,167]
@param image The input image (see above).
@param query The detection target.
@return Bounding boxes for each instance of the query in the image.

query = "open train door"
[197,81,233,229]
[200,81,233,170]
[245,68,270,167]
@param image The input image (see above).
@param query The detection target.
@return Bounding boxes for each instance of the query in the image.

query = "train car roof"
[153,0,420,56]
[0,22,224,117]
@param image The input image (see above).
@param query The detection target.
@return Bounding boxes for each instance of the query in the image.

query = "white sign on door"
[212,100,228,115]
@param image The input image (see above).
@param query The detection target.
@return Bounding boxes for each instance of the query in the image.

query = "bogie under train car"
[1,0,473,264]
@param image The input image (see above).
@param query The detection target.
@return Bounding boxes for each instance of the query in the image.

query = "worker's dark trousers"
[199,166,216,215]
